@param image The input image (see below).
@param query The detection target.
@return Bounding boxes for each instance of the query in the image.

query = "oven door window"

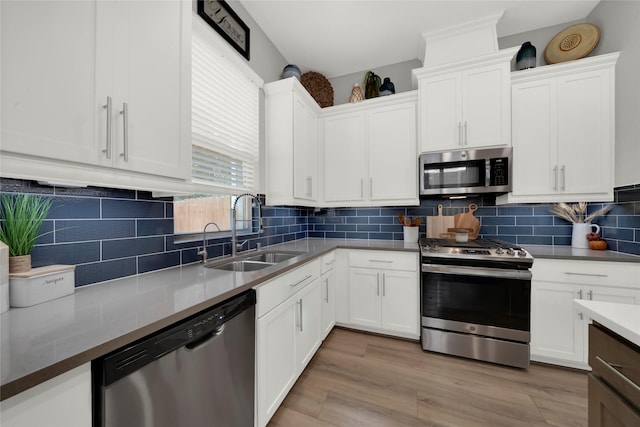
[423,160,486,190]
[422,271,530,332]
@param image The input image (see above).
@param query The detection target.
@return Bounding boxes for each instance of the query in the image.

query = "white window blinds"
[192,16,260,193]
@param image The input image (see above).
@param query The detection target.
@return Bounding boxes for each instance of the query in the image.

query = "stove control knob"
[495,248,504,255]
[518,249,527,257]
[506,248,515,256]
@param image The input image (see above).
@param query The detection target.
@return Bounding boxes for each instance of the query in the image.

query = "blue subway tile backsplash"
[2,178,639,288]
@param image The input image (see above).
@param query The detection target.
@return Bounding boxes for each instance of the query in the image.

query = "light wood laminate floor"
[268,328,587,427]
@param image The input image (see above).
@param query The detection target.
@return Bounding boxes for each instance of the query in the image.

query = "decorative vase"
[349,83,364,103]
[379,77,395,96]
[9,254,31,274]
[516,41,537,70]
[571,223,600,249]
[364,71,381,99]
[281,64,301,80]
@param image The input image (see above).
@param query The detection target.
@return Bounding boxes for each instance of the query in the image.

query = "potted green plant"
[0,194,52,273]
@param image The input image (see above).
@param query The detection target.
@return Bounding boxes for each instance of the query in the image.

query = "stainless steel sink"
[208,260,274,272]
[203,250,305,272]
[246,251,302,263]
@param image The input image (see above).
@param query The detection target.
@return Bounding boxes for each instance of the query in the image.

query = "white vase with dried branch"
[549,202,611,248]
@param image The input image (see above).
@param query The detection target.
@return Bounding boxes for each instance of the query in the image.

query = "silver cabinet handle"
[324,278,329,303]
[464,121,468,146]
[360,178,364,198]
[376,272,380,296]
[578,312,583,320]
[299,299,303,332]
[566,272,608,278]
[289,274,312,288]
[369,259,393,263]
[382,272,386,297]
[578,289,583,299]
[120,102,129,162]
[306,176,312,197]
[553,166,558,191]
[370,177,373,198]
[102,96,112,159]
[458,122,462,147]
[587,290,593,300]
[560,165,565,191]
[595,356,640,394]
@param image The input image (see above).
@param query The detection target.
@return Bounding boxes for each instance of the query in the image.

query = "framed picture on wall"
[197,0,250,60]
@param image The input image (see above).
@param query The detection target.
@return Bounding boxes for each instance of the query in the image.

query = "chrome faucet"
[198,222,221,263]
[231,193,264,257]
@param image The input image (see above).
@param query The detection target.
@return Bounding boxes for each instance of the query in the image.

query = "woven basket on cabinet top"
[300,71,334,108]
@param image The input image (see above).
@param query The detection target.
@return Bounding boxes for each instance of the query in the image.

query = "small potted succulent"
[0,194,52,273]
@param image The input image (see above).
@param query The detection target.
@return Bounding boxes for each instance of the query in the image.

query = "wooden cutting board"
[453,203,480,239]
[426,204,455,238]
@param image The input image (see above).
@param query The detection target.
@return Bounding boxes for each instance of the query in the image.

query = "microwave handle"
[485,159,491,187]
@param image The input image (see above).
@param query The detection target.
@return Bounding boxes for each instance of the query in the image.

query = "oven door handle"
[422,264,532,280]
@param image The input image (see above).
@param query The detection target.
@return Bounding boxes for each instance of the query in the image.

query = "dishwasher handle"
[185,324,226,350]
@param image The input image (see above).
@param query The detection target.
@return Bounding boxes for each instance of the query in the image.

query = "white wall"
[328,59,423,106]
[588,0,640,187]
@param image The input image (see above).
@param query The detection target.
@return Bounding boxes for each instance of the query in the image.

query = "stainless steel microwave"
[419,147,512,197]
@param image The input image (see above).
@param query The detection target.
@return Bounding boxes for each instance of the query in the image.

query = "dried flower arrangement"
[549,202,611,224]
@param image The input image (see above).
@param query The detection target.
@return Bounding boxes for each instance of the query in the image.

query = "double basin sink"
[203,250,305,272]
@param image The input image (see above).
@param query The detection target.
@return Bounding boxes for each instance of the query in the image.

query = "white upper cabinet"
[264,78,320,207]
[322,111,367,204]
[321,92,419,207]
[1,0,191,185]
[413,48,517,153]
[2,1,100,165]
[498,53,619,204]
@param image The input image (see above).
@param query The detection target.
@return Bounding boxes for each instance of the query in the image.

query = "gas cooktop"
[420,238,534,266]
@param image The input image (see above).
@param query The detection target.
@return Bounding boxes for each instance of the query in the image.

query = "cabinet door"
[588,375,640,427]
[348,268,381,328]
[1,1,102,165]
[462,62,511,148]
[531,280,585,365]
[256,298,297,427]
[321,269,337,340]
[295,279,322,370]
[589,286,640,305]
[323,112,366,202]
[293,93,318,201]
[418,73,461,152]
[511,79,558,196]
[380,270,419,337]
[110,0,190,179]
[557,69,613,196]
[368,103,417,202]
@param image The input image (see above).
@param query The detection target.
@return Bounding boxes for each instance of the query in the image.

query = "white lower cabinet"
[531,259,640,369]
[0,364,91,427]
[345,250,420,339]
[255,259,322,427]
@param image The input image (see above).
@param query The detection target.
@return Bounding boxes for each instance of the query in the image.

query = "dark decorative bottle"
[516,41,537,70]
[379,77,395,96]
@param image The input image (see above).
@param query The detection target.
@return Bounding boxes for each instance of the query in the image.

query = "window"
[174,194,251,235]
[175,14,262,237]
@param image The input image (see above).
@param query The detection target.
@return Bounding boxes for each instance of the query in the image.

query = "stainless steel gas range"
[420,238,534,369]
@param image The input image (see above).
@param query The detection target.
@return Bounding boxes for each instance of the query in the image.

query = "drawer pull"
[595,356,640,394]
[565,272,608,278]
[369,259,393,263]
[290,274,312,288]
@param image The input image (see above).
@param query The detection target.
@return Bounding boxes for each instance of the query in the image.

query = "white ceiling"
[239,0,601,78]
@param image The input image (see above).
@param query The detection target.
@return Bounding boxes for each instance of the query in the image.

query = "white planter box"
[9,265,75,308]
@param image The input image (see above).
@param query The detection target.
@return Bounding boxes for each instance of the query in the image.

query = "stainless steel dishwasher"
[92,289,256,427]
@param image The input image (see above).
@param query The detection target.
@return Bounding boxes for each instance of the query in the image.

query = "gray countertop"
[0,238,417,400]
[524,245,640,263]
[1,237,637,400]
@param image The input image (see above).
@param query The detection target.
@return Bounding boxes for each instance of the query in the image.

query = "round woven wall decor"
[301,71,334,108]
